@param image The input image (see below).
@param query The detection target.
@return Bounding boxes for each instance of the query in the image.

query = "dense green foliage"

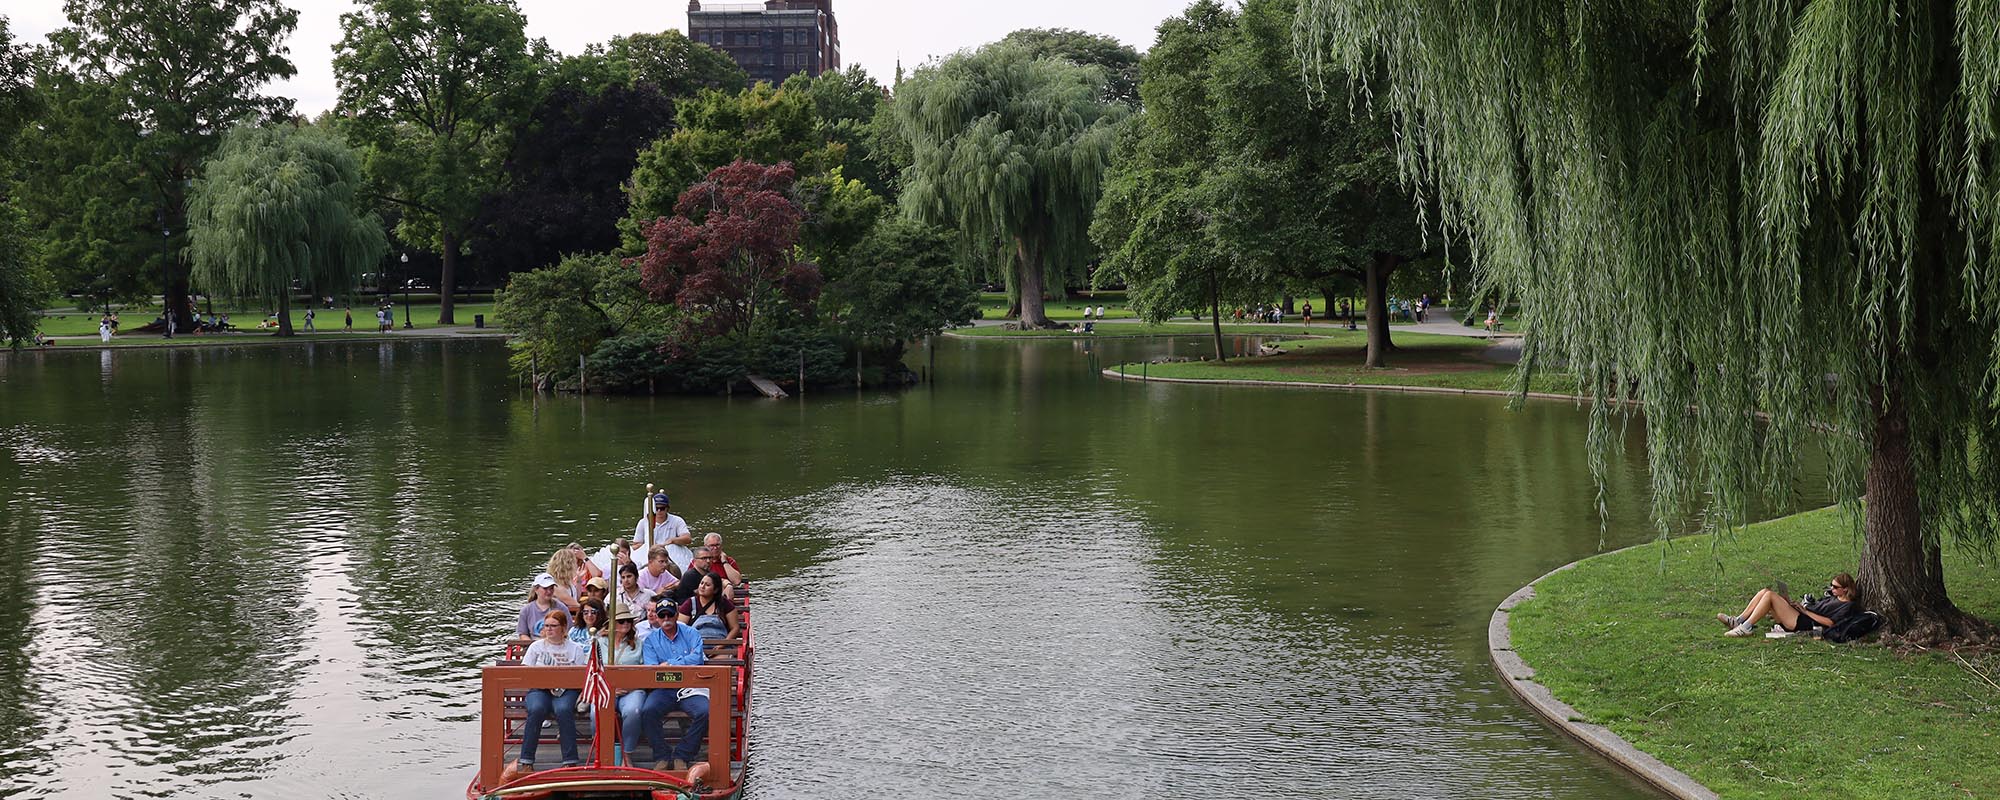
[1091,2,1249,360]
[998,27,1143,106]
[36,0,299,329]
[186,124,388,336]
[896,43,1126,328]
[333,0,544,325]
[0,18,43,347]
[1095,0,1424,364]
[494,252,655,380]
[1302,0,2000,641]
[1511,506,2000,799]
[825,218,979,344]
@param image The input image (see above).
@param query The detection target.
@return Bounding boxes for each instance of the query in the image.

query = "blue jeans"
[640,689,710,764]
[521,688,582,766]
[616,690,647,764]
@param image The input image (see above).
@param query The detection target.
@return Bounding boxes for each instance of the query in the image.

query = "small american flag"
[578,641,613,711]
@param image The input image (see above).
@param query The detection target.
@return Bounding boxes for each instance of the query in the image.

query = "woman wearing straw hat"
[603,606,649,766]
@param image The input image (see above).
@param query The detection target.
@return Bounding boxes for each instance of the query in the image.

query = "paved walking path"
[23,324,506,352]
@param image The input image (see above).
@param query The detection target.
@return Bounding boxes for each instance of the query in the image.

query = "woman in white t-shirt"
[516,608,589,771]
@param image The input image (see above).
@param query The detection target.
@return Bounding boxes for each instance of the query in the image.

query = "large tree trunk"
[1014,236,1054,328]
[1859,382,1995,645]
[276,291,294,337]
[1281,295,1295,315]
[1363,254,1399,368]
[1209,268,1225,362]
[438,231,458,325]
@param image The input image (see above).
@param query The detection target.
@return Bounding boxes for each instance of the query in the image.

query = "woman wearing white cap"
[515,573,561,642]
[633,492,694,575]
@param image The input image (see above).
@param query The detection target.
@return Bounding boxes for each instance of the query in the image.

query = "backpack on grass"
[1822,610,1882,643]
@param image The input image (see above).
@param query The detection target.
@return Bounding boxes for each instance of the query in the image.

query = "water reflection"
[0,336,1809,799]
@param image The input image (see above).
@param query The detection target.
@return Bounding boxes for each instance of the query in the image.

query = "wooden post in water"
[579,354,587,395]
[798,349,804,398]
[855,347,863,390]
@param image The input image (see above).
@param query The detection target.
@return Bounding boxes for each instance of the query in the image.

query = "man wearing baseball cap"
[633,492,694,575]
[639,599,709,771]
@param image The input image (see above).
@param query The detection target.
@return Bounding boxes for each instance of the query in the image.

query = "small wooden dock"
[744,375,787,399]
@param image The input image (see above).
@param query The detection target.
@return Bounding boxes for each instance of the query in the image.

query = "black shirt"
[666,567,711,605]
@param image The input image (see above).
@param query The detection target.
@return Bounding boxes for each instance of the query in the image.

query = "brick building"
[687,1,841,86]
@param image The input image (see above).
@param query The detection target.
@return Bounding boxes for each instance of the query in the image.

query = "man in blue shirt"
[639,600,709,771]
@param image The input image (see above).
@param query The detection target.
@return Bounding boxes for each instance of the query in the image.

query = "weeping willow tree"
[896,43,1127,328]
[1300,1,2000,644]
[187,123,387,336]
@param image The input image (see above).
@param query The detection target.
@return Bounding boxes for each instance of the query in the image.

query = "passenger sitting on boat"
[517,608,589,771]
[616,564,654,627]
[639,600,709,771]
[583,576,610,607]
[515,573,561,642]
[605,608,649,766]
[568,541,605,583]
[663,547,722,605]
[637,545,679,597]
[677,572,739,641]
[634,493,695,574]
[546,548,586,612]
[702,533,743,586]
[572,599,607,645]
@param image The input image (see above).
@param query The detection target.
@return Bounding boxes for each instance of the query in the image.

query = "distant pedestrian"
[1344,298,1357,330]
[1096,305,1106,319]
[303,308,316,333]
[1302,302,1312,325]
[344,306,353,331]
[99,318,112,343]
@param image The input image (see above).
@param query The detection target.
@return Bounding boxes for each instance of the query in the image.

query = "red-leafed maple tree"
[635,160,822,340]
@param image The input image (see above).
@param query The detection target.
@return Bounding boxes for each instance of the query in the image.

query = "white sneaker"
[1764,628,1796,639]
[1724,622,1756,637]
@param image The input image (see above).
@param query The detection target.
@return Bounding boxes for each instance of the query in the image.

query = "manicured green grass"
[36,302,500,338]
[1510,506,2000,800]
[1100,332,1555,392]
[950,322,1409,338]
[977,292,1138,320]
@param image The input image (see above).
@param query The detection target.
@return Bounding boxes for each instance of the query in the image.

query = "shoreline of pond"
[1498,506,2000,799]
[5,328,509,354]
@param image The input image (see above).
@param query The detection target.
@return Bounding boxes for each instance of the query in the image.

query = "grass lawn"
[950,321,1418,338]
[978,292,1139,320]
[972,292,1436,324]
[37,302,500,338]
[1100,331,1556,393]
[1510,506,2000,800]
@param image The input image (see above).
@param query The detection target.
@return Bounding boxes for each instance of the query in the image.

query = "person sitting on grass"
[1717,572,1859,637]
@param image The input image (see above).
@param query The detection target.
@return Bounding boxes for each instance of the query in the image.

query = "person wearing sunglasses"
[1718,573,1859,637]
[604,607,649,766]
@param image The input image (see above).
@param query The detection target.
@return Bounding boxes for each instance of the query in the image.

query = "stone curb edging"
[1490,552,1720,800]
[1097,367,1586,402]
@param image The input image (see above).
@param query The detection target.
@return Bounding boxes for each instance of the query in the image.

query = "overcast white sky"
[8,1,1194,114]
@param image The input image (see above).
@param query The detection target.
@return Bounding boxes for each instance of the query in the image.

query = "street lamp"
[401,252,412,329]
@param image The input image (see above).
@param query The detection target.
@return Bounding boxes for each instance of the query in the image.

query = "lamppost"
[401,252,413,329]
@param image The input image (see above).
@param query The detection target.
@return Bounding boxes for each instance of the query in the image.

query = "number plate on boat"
[653,671,683,683]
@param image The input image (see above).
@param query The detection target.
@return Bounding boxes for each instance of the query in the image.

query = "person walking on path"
[1302,302,1313,325]
[99,317,112,343]
[344,306,353,331]
[303,308,316,333]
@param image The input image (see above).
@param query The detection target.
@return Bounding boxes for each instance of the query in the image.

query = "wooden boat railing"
[479,608,754,797]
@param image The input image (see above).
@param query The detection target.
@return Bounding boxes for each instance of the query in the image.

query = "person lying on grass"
[1717,572,1858,637]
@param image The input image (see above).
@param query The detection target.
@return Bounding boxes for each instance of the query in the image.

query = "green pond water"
[0,335,1806,798]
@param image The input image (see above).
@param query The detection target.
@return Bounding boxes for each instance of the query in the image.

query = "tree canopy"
[46,0,299,330]
[0,17,43,347]
[624,81,841,245]
[1302,0,2000,642]
[998,27,1143,106]
[897,43,1126,328]
[186,123,387,336]
[333,0,545,325]
[636,160,821,342]
[1090,0,1247,359]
